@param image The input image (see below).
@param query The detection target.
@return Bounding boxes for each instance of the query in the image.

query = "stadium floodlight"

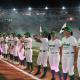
[28,7,32,11]
[13,8,16,11]
[67,17,74,21]
[45,6,48,10]
[69,17,74,21]
[62,6,66,10]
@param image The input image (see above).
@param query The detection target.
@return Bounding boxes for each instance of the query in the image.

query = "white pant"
[49,53,60,72]
[18,48,25,60]
[77,55,80,77]
[13,46,18,57]
[62,53,74,75]
[2,44,8,54]
[37,51,48,67]
[25,49,33,62]
[14,52,18,57]
[3,47,8,54]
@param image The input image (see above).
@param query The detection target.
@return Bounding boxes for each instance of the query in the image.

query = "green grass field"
[32,47,39,66]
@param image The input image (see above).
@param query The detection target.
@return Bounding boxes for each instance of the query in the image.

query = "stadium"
[0,0,80,80]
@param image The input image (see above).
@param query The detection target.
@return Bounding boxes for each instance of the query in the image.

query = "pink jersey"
[2,43,8,54]
[18,41,25,60]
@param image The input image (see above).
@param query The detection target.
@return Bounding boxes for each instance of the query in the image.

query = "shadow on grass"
[0,74,7,80]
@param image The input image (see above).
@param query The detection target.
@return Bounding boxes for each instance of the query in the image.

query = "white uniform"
[8,36,14,55]
[2,38,8,54]
[49,39,62,72]
[62,36,77,75]
[77,38,80,77]
[13,37,19,57]
[24,37,33,62]
[37,38,48,67]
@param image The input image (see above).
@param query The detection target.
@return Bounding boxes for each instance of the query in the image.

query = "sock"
[69,75,74,80]
[30,62,33,71]
[57,71,62,80]
[40,67,47,78]
[35,65,41,75]
[51,70,55,80]
[63,73,67,80]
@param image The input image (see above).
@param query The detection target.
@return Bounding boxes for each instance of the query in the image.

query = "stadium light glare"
[69,17,74,21]
[62,6,66,10]
[67,17,74,21]
[45,6,48,10]
[28,7,32,11]
[13,8,16,11]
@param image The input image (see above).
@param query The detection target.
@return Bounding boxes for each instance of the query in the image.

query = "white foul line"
[1,59,41,80]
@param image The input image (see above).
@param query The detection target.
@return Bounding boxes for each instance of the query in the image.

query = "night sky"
[0,0,80,9]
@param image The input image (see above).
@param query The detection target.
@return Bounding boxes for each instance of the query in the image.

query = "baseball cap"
[50,31,57,36]
[62,26,72,32]
[24,32,31,37]
[41,30,49,37]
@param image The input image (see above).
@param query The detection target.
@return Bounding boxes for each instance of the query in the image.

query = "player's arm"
[73,46,78,64]
[59,46,62,57]
[76,47,79,62]
[59,46,63,63]
[33,35,42,43]
[58,40,63,61]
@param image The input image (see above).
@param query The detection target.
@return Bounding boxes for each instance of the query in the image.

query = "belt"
[40,50,48,52]
[25,48,32,49]
[51,52,59,54]
[64,52,74,54]
[64,52,69,54]
[71,52,74,54]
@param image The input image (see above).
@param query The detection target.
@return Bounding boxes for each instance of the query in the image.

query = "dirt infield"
[0,59,52,80]
[0,59,77,80]
[0,60,33,80]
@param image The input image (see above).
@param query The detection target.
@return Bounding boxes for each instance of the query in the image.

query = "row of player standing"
[33,30,62,79]
[0,33,33,72]
[33,26,80,80]
[0,25,80,80]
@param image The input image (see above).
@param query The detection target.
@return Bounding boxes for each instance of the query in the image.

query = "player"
[17,34,25,69]
[24,32,33,73]
[2,33,8,60]
[13,33,19,64]
[48,31,62,80]
[8,33,14,62]
[61,26,77,80]
[34,30,49,78]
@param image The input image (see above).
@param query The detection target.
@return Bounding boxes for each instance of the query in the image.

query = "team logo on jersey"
[63,42,70,46]
[49,45,55,47]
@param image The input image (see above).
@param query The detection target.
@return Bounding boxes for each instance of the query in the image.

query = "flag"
[40,25,42,34]
[60,23,67,33]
